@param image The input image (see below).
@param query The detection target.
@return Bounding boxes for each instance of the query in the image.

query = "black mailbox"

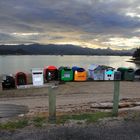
[2,75,16,90]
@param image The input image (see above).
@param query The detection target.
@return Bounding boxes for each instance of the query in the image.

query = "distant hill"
[0,44,135,56]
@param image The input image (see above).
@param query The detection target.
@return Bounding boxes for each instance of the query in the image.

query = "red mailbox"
[15,72,27,86]
[44,66,58,82]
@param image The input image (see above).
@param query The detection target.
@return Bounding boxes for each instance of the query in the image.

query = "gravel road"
[0,81,140,115]
[0,82,140,140]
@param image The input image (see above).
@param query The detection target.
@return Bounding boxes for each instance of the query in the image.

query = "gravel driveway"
[0,81,140,115]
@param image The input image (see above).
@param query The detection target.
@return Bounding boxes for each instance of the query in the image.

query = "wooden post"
[112,81,120,116]
[48,86,57,122]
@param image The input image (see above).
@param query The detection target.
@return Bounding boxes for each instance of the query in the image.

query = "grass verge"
[0,112,112,130]
[32,116,47,127]
[56,112,112,124]
[0,119,28,130]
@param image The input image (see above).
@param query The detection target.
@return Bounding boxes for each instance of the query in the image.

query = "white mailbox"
[32,68,44,86]
[104,68,115,80]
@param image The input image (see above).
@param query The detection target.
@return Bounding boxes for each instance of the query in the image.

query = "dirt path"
[0,81,140,114]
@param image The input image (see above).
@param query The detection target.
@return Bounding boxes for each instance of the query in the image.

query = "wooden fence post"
[48,86,57,122]
[112,81,120,116]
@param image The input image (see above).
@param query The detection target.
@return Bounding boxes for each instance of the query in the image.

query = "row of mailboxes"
[2,65,140,90]
[88,65,117,81]
[58,66,87,82]
[31,66,58,86]
[117,67,135,81]
[88,65,136,81]
[1,66,87,89]
[2,73,27,90]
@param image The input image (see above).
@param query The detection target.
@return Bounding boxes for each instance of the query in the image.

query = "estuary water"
[0,55,139,75]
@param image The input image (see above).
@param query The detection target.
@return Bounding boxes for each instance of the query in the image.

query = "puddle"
[0,104,28,118]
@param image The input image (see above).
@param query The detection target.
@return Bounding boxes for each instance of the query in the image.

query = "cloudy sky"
[0,0,140,49]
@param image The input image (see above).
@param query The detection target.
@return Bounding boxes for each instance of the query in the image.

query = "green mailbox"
[117,67,128,80]
[134,69,140,81]
[124,68,134,81]
[58,67,73,81]
[117,67,134,81]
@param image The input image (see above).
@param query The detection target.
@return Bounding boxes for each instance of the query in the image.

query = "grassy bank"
[0,112,112,130]
[56,112,112,124]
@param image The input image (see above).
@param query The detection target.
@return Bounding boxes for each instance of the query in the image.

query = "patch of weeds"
[124,112,140,121]
[32,116,47,127]
[0,119,28,130]
[86,112,112,123]
[56,112,112,124]
[0,112,113,130]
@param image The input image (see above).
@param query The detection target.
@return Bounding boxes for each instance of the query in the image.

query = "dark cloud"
[0,0,140,48]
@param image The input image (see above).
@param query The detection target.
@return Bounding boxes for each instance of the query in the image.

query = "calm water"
[0,55,139,75]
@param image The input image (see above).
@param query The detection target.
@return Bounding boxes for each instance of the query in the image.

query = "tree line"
[133,47,140,59]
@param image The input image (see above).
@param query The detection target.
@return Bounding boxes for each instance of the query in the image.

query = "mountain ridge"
[0,44,135,56]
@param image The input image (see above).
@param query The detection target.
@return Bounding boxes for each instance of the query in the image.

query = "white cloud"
[126,12,140,18]
[103,37,140,49]
[12,32,40,36]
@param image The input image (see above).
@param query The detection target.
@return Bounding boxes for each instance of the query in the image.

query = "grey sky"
[0,0,140,49]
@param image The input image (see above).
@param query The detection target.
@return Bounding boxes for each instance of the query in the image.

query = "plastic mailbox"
[58,67,73,81]
[15,72,27,86]
[117,67,128,80]
[32,68,44,86]
[117,67,134,81]
[44,66,58,82]
[124,68,134,81]
[73,67,87,81]
[88,64,99,80]
[134,69,140,81]
[2,75,16,90]
[104,68,115,80]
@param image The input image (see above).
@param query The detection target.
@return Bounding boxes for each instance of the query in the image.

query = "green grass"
[32,116,47,127]
[0,112,113,130]
[56,112,112,124]
[0,119,28,130]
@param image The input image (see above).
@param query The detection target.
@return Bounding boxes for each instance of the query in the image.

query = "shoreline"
[127,59,140,64]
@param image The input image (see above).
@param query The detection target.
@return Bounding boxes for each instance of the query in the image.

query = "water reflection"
[0,55,139,75]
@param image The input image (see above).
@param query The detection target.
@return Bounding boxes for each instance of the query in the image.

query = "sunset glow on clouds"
[0,0,140,49]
